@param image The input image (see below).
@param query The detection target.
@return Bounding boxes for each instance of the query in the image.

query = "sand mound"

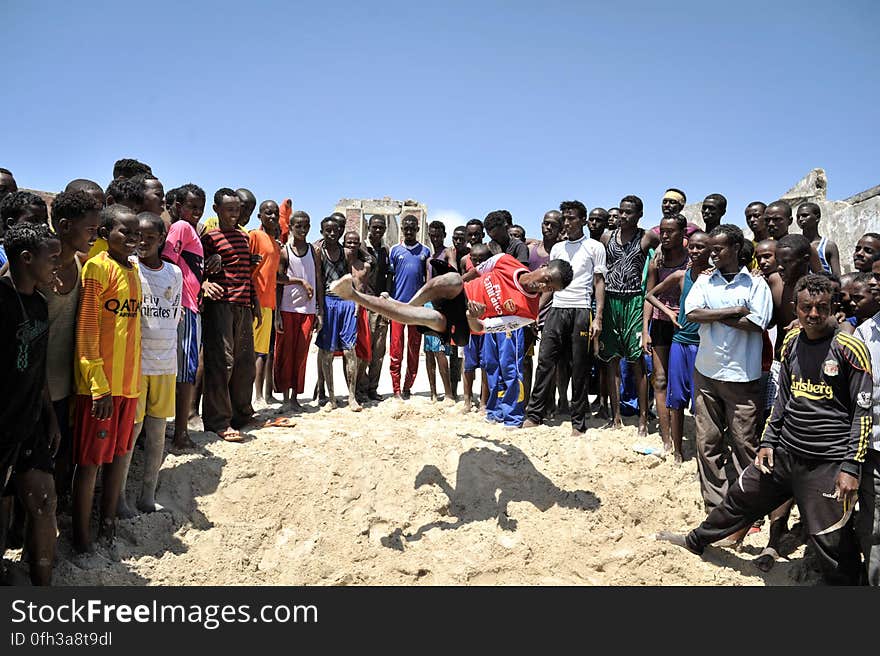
[12,393,820,586]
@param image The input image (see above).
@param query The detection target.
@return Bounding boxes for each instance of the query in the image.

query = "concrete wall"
[679,170,879,273]
[334,197,428,248]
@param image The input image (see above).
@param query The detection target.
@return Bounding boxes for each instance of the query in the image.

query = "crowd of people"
[0,159,878,586]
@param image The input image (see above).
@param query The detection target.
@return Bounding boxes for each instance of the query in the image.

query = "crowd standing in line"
[0,160,876,586]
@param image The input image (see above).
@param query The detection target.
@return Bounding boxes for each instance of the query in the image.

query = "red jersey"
[463,253,539,320]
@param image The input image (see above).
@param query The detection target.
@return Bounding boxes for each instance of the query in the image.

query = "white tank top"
[280,243,317,314]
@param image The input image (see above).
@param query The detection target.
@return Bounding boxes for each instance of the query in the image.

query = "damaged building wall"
[334,197,428,248]
[680,169,879,273]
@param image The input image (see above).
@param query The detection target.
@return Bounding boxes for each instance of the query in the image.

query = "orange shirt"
[249,228,281,309]
[279,198,292,245]
[75,251,142,399]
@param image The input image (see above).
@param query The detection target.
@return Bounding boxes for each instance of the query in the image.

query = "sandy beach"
[7,348,818,586]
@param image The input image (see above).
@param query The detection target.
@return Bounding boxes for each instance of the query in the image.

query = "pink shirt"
[162,220,204,313]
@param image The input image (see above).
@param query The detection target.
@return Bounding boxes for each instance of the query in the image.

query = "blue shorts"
[666,341,698,411]
[424,334,451,354]
[176,307,201,384]
[463,334,485,372]
[316,295,357,352]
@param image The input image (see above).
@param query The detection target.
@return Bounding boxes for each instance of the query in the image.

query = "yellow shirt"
[75,251,142,399]
[87,237,108,259]
[203,217,247,234]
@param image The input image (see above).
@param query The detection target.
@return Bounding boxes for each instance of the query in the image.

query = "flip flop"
[263,417,297,428]
[218,428,244,442]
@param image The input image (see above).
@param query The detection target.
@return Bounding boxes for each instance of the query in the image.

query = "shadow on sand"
[382,434,600,550]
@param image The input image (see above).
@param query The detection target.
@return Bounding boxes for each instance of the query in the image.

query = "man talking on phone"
[658,274,873,585]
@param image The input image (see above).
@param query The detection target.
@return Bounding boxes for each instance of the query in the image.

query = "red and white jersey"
[463,253,539,332]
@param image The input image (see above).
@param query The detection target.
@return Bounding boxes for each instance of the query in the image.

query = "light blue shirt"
[684,267,772,382]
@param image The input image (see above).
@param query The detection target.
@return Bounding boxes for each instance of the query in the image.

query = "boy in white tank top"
[274,211,323,413]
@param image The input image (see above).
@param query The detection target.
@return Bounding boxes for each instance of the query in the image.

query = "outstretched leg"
[331,275,449,334]
[408,272,464,307]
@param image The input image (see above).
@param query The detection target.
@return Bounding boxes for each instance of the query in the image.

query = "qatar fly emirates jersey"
[464,253,539,333]
[139,261,183,376]
[75,251,142,399]
[760,327,873,476]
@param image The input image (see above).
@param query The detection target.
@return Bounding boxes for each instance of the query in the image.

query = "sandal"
[218,428,244,442]
[263,417,297,428]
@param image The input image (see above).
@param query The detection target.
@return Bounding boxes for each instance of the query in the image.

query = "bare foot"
[637,423,649,438]
[137,500,165,514]
[172,432,197,451]
[116,501,136,520]
[673,452,683,466]
[394,393,405,401]
[322,399,337,412]
[402,389,412,400]
[521,419,540,429]
[97,518,117,545]
[461,401,472,414]
[571,428,586,437]
[349,399,363,412]
[430,393,437,403]
[329,274,355,300]
[656,531,701,555]
[604,418,623,430]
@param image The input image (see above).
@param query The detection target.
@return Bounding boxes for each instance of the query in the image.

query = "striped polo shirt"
[201,228,255,307]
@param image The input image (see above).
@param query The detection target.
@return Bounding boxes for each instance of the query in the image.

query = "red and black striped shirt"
[201,228,256,307]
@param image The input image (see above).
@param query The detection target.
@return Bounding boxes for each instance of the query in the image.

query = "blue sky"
[2,0,878,237]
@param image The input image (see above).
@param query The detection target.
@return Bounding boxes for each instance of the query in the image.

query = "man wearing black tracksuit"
[659,275,873,584]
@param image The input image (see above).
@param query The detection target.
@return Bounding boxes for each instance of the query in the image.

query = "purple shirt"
[528,243,550,272]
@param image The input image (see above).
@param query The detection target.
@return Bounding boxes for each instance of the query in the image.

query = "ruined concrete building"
[681,169,879,273]
[334,197,428,247]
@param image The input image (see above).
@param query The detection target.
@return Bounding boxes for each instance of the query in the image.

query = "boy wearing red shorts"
[72,205,142,553]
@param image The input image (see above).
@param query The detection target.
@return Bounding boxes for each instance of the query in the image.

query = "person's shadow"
[382,435,600,550]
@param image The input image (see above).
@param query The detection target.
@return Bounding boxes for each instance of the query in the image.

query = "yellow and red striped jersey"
[75,251,142,399]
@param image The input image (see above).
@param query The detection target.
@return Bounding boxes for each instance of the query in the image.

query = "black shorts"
[650,319,675,348]
[1,420,53,497]
[417,258,472,347]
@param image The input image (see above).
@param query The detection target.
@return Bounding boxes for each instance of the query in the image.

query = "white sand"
[13,347,818,585]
